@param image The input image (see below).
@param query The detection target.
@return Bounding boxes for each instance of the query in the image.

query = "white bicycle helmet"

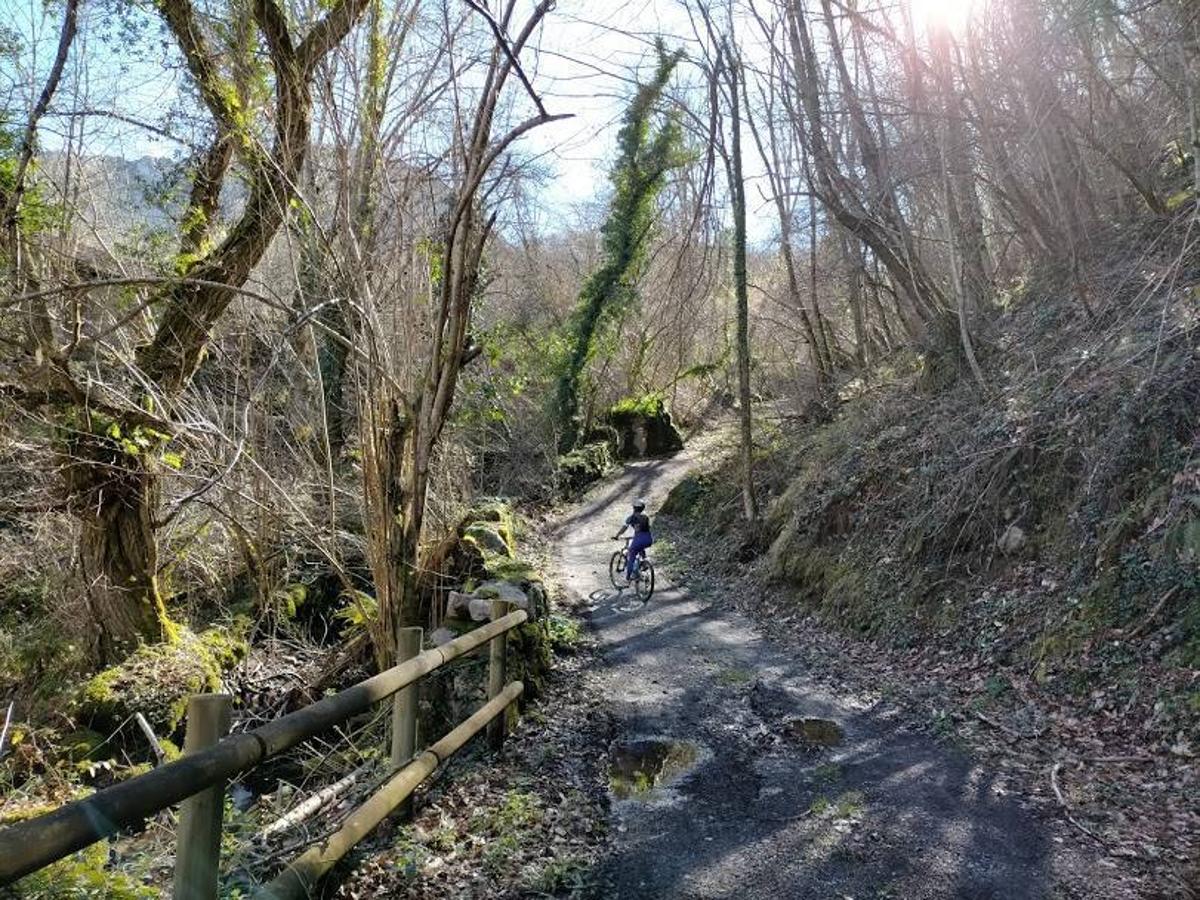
[632,498,646,510]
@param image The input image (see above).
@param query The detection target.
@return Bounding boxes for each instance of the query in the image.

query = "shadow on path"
[550,453,1116,900]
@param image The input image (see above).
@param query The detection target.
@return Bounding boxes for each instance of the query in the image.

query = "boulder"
[558,441,613,494]
[608,395,684,459]
[524,580,548,618]
[446,590,474,619]
[429,627,457,647]
[582,424,620,456]
[661,473,708,517]
[463,500,516,551]
[453,580,535,623]
[462,522,512,558]
[468,595,494,622]
[474,579,530,606]
[78,621,249,742]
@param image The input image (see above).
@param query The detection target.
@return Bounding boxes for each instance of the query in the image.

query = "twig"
[256,762,373,841]
[3,0,80,227]
[2,276,289,313]
[1050,761,1107,847]
[0,703,13,758]
[134,713,166,766]
[462,0,549,117]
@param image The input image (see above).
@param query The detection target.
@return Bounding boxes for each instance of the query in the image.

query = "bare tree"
[344,0,567,663]
[5,0,372,660]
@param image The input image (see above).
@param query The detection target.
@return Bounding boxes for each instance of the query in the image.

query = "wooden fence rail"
[0,606,528,893]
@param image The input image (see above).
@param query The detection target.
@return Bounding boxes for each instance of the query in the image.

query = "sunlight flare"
[911,0,980,34]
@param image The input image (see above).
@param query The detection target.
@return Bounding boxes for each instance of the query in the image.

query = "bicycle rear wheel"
[609,550,626,588]
[634,561,655,602]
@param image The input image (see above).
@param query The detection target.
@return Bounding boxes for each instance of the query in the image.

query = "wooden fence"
[0,602,528,899]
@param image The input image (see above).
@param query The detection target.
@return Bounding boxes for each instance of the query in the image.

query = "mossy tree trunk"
[360,391,426,669]
[720,44,760,527]
[41,0,371,661]
[68,434,174,660]
[554,43,683,452]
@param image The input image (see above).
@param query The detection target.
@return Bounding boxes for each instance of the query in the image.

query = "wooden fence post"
[487,601,513,750]
[173,694,232,900]
[391,626,422,817]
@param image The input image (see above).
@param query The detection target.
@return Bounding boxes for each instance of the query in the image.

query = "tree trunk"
[841,226,868,368]
[67,435,173,659]
[738,61,828,382]
[724,48,759,528]
[1189,25,1200,191]
[63,0,371,661]
[360,391,425,668]
[931,27,987,390]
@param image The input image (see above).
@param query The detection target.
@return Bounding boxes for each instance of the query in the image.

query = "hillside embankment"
[550,451,1147,899]
[659,241,1200,892]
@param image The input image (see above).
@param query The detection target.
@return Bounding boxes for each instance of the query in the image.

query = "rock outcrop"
[608,395,684,459]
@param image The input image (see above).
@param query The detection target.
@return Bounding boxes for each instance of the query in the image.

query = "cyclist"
[613,498,653,581]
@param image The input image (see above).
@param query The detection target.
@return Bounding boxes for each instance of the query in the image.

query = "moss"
[80,667,121,710]
[77,619,250,740]
[583,423,620,454]
[0,802,60,826]
[7,843,157,899]
[270,583,308,619]
[466,498,517,534]
[608,394,684,458]
[660,473,709,517]
[62,728,106,762]
[507,621,553,700]
[462,522,513,559]
[487,557,537,582]
[122,762,153,780]
[610,393,668,417]
[558,441,613,493]
[198,619,251,668]
[453,501,521,579]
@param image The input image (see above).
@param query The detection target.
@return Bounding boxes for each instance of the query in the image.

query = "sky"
[518,0,708,226]
[1,0,972,239]
[1,0,740,231]
[1,1,705,215]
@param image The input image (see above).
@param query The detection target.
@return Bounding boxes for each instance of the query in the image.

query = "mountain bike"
[609,537,655,601]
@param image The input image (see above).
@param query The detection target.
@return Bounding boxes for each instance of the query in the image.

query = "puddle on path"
[784,717,844,747]
[610,737,700,800]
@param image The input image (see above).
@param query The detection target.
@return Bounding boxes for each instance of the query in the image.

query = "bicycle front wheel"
[609,550,626,588]
[634,561,655,602]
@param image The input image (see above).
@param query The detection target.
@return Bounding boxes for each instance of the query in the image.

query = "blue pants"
[626,532,652,578]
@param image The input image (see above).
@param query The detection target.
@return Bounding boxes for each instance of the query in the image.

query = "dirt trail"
[551,449,1138,900]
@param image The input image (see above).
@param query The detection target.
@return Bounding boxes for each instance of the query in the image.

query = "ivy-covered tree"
[3,0,372,661]
[553,42,683,452]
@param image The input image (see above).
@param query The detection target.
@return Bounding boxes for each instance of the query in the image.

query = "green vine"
[553,41,685,452]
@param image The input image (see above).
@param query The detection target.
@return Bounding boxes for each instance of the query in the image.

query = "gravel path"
[551,451,1137,900]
